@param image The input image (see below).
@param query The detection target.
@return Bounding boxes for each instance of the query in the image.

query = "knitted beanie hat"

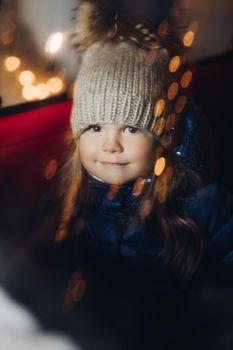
[70,1,176,137]
[71,41,168,135]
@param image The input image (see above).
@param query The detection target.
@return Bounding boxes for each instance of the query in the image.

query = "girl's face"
[79,124,156,185]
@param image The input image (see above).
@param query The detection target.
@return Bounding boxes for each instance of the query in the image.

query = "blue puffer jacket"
[69,175,233,280]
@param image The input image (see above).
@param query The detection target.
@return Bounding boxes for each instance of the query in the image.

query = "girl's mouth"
[100,161,128,166]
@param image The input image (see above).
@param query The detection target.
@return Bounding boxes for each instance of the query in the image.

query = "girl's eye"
[88,125,101,132]
[124,126,139,134]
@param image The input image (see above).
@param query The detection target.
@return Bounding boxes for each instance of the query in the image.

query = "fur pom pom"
[71,0,166,52]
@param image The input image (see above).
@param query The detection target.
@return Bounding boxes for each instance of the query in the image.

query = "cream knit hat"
[71,42,168,135]
[70,1,172,136]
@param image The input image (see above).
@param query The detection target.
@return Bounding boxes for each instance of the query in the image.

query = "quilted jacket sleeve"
[182,183,233,278]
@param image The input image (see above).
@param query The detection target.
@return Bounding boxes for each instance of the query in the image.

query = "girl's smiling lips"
[99,161,129,166]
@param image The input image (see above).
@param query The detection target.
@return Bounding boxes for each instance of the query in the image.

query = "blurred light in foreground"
[133,177,145,197]
[47,77,64,94]
[4,56,21,72]
[140,198,153,219]
[34,83,50,100]
[169,56,181,73]
[43,159,58,180]
[189,20,199,33]
[154,99,165,117]
[175,95,187,113]
[157,183,168,203]
[154,157,166,176]
[157,21,169,37]
[167,82,179,100]
[64,272,86,313]
[22,85,36,101]
[154,117,166,136]
[161,166,174,185]
[107,185,119,200]
[181,70,193,88]
[18,70,35,86]
[1,32,14,45]
[183,30,195,47]
[45,32,64,54]
[166,113,176,131]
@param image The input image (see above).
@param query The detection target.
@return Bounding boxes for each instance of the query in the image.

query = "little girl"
[54,0,233,281]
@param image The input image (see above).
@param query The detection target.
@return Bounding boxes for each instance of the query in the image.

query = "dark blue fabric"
[173,97,213,178]
[70,176,233,275]
[71,176,162,260]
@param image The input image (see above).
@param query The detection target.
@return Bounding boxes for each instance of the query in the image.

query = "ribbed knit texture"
[71,42,164,134]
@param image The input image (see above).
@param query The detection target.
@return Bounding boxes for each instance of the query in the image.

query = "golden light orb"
[161,166,174,185]
[154,99,165,117]
[154,157,166,176]
[189,20,199,33]
[47,77,64,94]
[157,21,169,37]
[18,70,35,86]
[43,159,58,180]
[167,82,179,100]
[154,117,166,136]
[165,113,176,131]
[183,30,195,47]
[34,83,50,100]
[107,185,119,200]
[169,56,181,73]
[133,177,145,197]
[175,95,187,113]
[4,56,21,72]
[1,32,14,45]
[22,85,36,101]
[45,32,64,54]
[72,279,86,303]
[181,70,193,88]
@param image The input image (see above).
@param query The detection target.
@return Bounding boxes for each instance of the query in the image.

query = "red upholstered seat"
[0,96,73,198]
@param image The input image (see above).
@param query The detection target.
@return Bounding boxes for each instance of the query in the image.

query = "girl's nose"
[102,134,123,153]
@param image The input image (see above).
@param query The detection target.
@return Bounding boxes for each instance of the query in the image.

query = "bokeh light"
[22,85,36,101]
[181,70,193,88]
[167,82,179,100]
[165,113,176,131]
[169,56,181,73]
[140,198,153,219]
[34,83,50,100]
[71,218,85,237]
[154,157,166,176]
[43,159,58,180]
[4,56,21,72]
[175,95,187,113]
[133,177,145,197]
[45,32,64,54]
[154,99,165,117]
[1,31,14,45]
[154,117,166,136]
[63,272,86,313]
[157,21,169,37]
[107,185,119,200]
[18,70,35,86]
[47,77,64,94]
[161,166,173,185]
[183,30,195,47]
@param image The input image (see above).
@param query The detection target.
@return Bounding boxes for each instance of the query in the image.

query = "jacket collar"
[87,175,151,210]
